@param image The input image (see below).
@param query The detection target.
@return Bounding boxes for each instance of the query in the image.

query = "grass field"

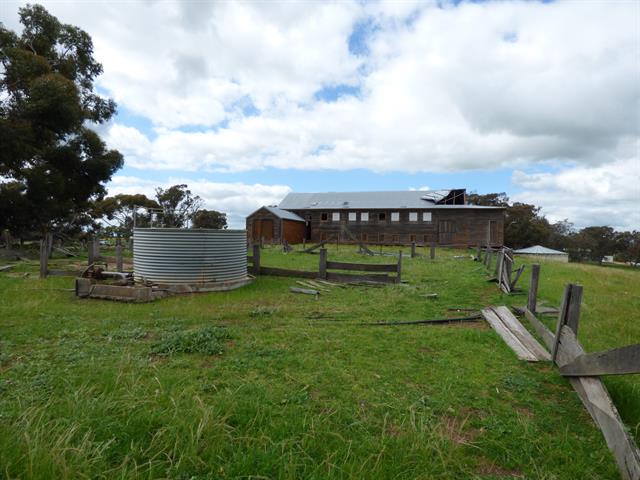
[0,245,638,479]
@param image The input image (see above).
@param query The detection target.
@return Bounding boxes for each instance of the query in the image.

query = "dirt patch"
[475,458,524,478]
[514,405,533,419]
[439,414,484,446]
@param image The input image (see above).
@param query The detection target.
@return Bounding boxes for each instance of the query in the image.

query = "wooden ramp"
[482,306,551,362]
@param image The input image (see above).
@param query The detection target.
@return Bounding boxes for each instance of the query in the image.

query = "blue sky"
[3,0,637,229]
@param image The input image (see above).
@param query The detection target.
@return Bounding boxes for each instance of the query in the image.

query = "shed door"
[438,220,455,244]
[253,219,273,242]
[488,220,497,245]
[260,220,273,242]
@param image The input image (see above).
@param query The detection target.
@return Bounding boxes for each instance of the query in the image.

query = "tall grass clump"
[150,326,233,356]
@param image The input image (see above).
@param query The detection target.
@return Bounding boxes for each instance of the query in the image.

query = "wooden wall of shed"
[245,208,281,243]
[282,219,305,244]
[287,208,504,246]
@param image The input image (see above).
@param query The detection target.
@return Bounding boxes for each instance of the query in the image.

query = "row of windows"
[320,211,432,223]
[319,232,446,243]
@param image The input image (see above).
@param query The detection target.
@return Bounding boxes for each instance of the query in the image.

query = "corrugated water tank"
[133,228,247,285]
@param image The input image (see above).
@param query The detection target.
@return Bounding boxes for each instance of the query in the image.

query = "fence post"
[39,236,49,279]
[396,250,402,283]
[476,244,482,261]
[527,264,540,313]
[252,244,261,275]
[504,253,513,287]
[411,242,416,258]
[566,284,583,335]
[319,248,327,279]
[495,249,503,278]
[485,249,492,268]
[552,283,583,361]
[88,236,95,265]
[430,243,436,260]
[116,239,123,273]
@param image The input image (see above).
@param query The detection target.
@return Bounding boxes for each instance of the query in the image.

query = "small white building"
[513,245,569,263]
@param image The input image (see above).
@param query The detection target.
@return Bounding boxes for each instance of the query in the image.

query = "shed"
[246,206,305,244]
[514,245,569,263]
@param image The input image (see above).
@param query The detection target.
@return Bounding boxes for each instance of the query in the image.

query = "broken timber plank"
[559,344,640,377]
[523,308,556,350]
[0,264,16,272]
[510,264,525,290]
[481,308,538,361]
[300,238,332,254]
[555,325,640,480]
[290,287,319,296]
[362,314,481,326]
[494,306,551,361]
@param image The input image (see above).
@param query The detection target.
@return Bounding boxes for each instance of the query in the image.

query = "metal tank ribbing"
[133,228,247,285]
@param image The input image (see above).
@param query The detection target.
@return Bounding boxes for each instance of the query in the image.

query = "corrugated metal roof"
[278,190,502,210]
[262,206,305,222]
[514,245,567,255]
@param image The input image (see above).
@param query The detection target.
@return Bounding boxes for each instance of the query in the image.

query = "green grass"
[0,245,638,479]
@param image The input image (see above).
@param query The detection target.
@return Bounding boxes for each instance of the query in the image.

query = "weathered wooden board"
[555,326,640,480]
[494,306,551,361]
[290,287,319,296]
[259,266,318,279]
[510,264,525,290]
[326,271,392,284]
[300,239,332,253]
[559,344,640,377]
[482,308,538,362]
[523,308,556,350]
[0,265,16,272]
[326,260,397,272]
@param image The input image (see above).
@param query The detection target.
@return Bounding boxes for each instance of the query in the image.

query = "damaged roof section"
[278,189,498,210]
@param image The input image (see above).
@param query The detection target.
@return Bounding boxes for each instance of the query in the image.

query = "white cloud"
[2,0,639,228]
[84,0,638,175]
[511,157,640,230]
[107,176,291,229]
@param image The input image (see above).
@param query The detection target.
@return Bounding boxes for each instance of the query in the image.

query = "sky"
[1,0,639,230]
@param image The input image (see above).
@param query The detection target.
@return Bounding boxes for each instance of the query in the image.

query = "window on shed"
[332,212,340,222]
[391,212,400,222]
[361,212,369,222]
[378,212,386,221]
[423,212,432,222]
[321,212,328,222]
[409,212,418,222]
[348,212,356,222]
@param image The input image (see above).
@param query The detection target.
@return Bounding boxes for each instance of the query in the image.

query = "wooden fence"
[490,262,640,480]
[248,245,401,284]
[477,246,525,294]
